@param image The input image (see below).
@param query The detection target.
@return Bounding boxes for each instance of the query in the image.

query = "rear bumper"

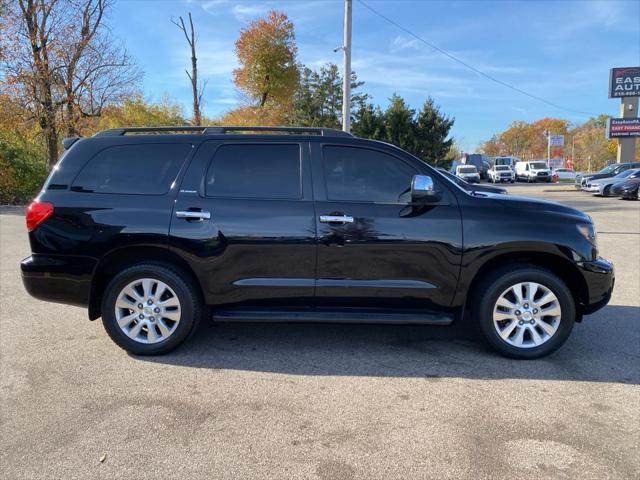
[578,257,615,315]
[21,254,97,307]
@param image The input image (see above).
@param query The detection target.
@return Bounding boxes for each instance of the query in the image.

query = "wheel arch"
[463,251,589,322]
[88,246,203,320]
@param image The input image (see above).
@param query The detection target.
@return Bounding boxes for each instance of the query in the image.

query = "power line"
[356,0,598,117]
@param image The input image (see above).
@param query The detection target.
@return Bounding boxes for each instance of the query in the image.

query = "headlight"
[577,223,597,243]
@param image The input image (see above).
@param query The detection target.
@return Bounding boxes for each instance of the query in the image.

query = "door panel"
[312,142,462,310]
[169,140,317,308]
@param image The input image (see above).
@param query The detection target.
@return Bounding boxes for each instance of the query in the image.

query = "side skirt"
[211,307,455,325]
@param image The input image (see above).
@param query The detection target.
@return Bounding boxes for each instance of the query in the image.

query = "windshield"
[439,169,472,190]
[599,164,617,174]
[530,162,548,170]
[495,158,511,166]
[495,166,510,171]
[458,166,477,173]
[615,169,636,178]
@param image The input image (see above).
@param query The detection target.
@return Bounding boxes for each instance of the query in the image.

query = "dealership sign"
[606,118,640,138]
[609,67,640,98]
[549,135,564,147]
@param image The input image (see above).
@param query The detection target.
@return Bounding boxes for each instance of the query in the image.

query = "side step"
[212,308,455,325]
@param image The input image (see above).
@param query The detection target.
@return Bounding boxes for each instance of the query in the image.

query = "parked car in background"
[553,168,577,181]
[488,165,515,183]
[617,178,640,200]
[438,168,507,194]
[587,169,640,196]
[22,125,614,359]
[515,161,552,183]
[575,162,640,190]
[455,164,480,183]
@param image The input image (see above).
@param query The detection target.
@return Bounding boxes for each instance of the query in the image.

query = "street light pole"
[342,0,352,133]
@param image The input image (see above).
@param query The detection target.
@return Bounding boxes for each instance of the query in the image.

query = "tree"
[352,104,386,140]
[413,97,454,164]
[171,12,205,125]
[233,10,299,109]
[291,63,368,128]
[383,94,416,153]
[2,0,138,166]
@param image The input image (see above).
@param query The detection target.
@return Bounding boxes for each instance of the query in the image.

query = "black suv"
[21,126,614,358]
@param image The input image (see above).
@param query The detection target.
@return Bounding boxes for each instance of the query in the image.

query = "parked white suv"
[488,165,515,183]
[515,161,552,183]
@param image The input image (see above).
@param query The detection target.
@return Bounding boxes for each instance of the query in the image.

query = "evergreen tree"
[414,97,455,164]
[291,63,368,129]
[383,94,416,154]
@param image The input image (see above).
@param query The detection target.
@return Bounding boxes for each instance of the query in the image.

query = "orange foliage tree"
[226,10,299,125]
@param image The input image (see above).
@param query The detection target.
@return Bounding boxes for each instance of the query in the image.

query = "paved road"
[1,184,638,479]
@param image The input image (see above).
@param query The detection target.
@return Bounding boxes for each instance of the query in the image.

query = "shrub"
[0,132,48,205]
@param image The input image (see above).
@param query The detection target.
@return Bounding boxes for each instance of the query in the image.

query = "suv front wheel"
[475,265,575,359]
[101,263,202,355]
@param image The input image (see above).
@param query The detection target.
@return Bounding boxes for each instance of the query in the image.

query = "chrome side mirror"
[411,175,441,202]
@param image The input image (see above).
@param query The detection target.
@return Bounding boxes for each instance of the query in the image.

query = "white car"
[488,165,515,183]
[583,168,640,195]
[455,165,480,183]
[553,168,577,181]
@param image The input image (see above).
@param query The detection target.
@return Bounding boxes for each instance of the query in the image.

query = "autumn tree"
[2,0,138,165]
[171,12,205,125]
[232,10,298,120]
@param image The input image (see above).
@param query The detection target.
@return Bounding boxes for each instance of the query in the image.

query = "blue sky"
[110,0,640,151]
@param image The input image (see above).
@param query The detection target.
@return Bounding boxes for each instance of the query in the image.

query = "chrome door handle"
[319,215,354,224]
[176,210,211,220]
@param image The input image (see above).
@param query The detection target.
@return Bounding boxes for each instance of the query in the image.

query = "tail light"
[26,201,54,232]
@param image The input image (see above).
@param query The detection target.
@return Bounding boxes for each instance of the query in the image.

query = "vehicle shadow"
[136,305,640,384]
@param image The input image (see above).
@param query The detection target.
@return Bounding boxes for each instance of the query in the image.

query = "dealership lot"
[1,184,638,479]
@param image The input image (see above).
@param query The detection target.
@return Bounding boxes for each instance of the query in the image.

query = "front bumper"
[21,254,97,307]
[577,257,615,315]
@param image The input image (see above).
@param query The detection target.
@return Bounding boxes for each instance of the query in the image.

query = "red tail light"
[26,201,54,232]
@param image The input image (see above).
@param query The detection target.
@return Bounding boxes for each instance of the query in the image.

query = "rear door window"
[72,144,191,194]
[206,144,301,199]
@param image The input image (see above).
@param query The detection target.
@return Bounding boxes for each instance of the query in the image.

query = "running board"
[211,308,454,325]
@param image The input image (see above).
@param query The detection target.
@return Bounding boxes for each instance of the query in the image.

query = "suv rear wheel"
[475,265,575,359]
[101,264,202,355]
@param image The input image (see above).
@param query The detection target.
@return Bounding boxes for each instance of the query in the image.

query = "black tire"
[101,263,202,355]
[602,186,611,197]
[473,264,575,359]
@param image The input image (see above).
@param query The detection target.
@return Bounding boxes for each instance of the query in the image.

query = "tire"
[602,186,611,197]
[473,264,575,359]
[101,263,202,355]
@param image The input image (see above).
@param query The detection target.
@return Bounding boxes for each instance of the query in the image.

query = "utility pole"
[616,96,638,163]
[342,0,352,133]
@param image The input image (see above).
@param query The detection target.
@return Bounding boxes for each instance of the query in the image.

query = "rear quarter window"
[71,143,192,195]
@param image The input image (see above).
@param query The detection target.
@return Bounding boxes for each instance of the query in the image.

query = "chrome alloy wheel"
[114,278,181,344]
[492,282,561,348]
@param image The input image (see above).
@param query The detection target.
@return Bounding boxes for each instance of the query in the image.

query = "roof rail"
[93,126,207,137]
[203,126,353,137]
[93,125,353,138]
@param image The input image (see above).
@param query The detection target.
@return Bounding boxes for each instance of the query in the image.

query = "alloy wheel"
[114,278,181,344]
[492,282,561,348]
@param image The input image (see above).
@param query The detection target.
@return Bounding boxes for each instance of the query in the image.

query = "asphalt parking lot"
[1,183,638,480]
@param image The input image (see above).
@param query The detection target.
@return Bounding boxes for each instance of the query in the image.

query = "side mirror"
[411,174,441,203]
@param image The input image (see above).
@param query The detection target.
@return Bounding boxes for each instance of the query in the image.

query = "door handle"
[176,210,211,220]
[319,215,354,224]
